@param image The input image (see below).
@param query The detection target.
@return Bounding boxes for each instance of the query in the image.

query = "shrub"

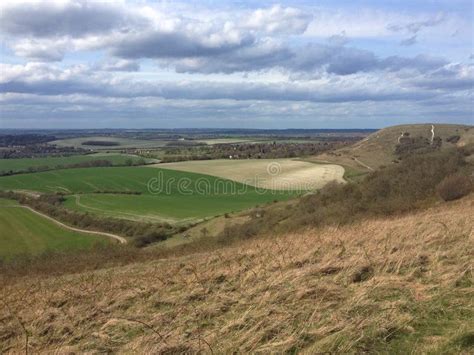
[446,135,461,143]
[436,174,472,201]
[133,231,168,247]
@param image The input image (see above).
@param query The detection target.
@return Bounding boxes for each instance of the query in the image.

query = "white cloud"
[0,1,471,127]
[244,5,312,34]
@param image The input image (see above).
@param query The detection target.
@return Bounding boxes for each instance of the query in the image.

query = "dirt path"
[352,137,369,151]
[11,205,127,244]
[398,132,404,143]
[354,157,374,171]
[431,124,435,144]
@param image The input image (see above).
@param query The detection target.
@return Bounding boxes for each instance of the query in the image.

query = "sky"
[0,0,472,129]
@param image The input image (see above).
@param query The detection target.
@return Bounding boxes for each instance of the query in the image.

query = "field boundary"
[4,205,127,244]
[72,194,195,224]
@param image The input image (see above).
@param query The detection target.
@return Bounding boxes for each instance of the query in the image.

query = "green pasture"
[0,198,108,259]
[0,167,295,223]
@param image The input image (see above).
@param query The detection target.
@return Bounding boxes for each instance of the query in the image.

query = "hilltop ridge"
[315,123,474,171]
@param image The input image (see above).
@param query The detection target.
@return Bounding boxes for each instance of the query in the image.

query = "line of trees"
[153,141,353,163]
[0,157,147,176]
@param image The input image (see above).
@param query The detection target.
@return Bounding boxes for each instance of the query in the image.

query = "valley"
[0,125,472,353]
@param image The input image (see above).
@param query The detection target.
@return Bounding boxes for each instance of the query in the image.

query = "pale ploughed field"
[153,159,345,191]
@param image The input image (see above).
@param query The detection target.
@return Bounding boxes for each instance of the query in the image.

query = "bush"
[436,174,472,201]
[133,231,168,247]
[446,135,461,143]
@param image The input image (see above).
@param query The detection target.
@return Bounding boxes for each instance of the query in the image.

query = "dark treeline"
[156,141,352,163]
[81,140,121,146]
[0,133,88,159]
[0,157,147,176]
[0,145,87,159]
[0,134,56,146]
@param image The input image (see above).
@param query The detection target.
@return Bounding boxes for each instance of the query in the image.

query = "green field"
[0,198,108,259]
[50,136,170,149]
[0,167,294,223]
[0,153,152,174]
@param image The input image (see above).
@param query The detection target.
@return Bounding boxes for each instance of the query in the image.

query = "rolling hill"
[314,124,474,171]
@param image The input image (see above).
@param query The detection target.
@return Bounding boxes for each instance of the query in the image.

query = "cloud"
[171,41,447,76]
[244,5,313,34]
[326,31,349,46]
[379,55,448,73]
[0,1,461,79]
[173,39,293,74]
[409,64,474,90]
[0,0,136,38]
[387,14,445,34]
[96,59,140,72]
[0,1,471,128]
[0,63,445,104]
[109,30,255,59]
[399,35,417,46]
[10,39,69,62]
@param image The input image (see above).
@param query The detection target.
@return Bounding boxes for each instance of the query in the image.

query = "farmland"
[0,198,108,258]
[0,167,295,223]
[0,153,151,174]
[155,159,345,190]
[50,136,171,149]
[195,138,265,145]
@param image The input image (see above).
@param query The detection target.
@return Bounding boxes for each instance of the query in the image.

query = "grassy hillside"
[0,198,108,258]
[314,124,474,170]
[0,153,149,174]
[0,167,295,223]
[156,159,345,190]
[1,196,472,353]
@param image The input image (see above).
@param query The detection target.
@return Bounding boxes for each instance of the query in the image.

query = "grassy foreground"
[0,198,108,258]
[1,196,472,353]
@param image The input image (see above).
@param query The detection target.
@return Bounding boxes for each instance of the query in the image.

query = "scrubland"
[0,196,472,353]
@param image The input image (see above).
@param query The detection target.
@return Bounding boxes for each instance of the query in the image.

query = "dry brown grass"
[1,197,473,353]
[314,124,474,171]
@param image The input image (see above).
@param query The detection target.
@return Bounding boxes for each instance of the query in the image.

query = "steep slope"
[1,196,472,353]
[315,124,473,171]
